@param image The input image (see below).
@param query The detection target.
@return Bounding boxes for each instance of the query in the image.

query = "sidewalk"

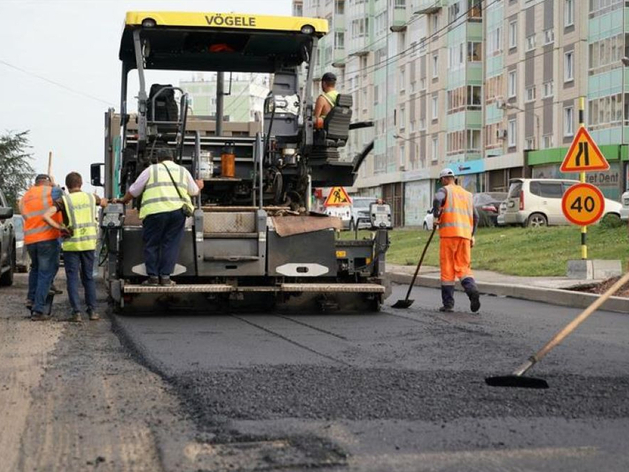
[387,264,629,314]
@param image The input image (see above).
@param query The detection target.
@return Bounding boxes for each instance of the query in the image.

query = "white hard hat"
[439,168,455,178]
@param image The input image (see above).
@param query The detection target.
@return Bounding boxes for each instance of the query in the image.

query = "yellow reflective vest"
[320,90,339,117]
[139,161,193,220]
[62,192,98,251]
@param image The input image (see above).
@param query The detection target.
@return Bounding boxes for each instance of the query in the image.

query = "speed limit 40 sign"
[561,183,605,226]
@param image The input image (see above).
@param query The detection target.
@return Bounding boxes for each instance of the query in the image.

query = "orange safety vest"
[438,184,474,240]
[22,185,62,245]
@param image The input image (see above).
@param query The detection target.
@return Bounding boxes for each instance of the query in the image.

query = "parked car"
[504,178,622,227]
[621,190,629,221]
[423,209,434,231]
[12,215,29,272]
[324,205,352,229]
[349,197,377,230]
[0,188,16,286]
[474,192,507,227]
[496,200,508,226]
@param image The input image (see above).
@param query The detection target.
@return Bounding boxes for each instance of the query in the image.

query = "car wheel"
[527,213,548,228]
[0,243,15,287]
[349,218,355,232]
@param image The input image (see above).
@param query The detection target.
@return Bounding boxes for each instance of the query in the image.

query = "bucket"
[221,142,236,178]
[199,151,214,180]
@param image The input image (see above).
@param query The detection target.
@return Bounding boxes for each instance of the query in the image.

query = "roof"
[119,12,328,73]
[124,11,328,35]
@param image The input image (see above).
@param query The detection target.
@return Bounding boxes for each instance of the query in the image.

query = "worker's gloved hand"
[470,236,476,248]
[60,226,73,239]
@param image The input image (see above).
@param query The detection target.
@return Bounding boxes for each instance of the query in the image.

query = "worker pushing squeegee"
[393,168,481,312]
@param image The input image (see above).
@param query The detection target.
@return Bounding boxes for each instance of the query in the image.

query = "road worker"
[432,168,481,313]
[114,149,203,286]
[44,172,107,322]
[19,174,63,321]
[314,72,338,128]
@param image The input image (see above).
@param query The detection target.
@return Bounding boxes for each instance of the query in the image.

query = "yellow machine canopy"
[119,11,329,73]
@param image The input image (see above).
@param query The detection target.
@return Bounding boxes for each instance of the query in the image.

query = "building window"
[564,106,574,136]
[432,136,438,161]
[432,95,439,120]
[400,106,406,130]
[431,14,438,34]
[543,134,554,149]
[420,77,427,90]
[564,0,574,27]
[525,86,536,102]
[564,51,574,82]
[335,0,345,15]
[400,67,406,91]
[526,34,536,51]
[543,81,554,98]
[509,21,517,49]
[467,129,481,152]
[544,28,555,45]
[508,70,517,98]
[468,41,482,61]
[335,31,345,49]
[508,118,517,147]
[432,53,439,78]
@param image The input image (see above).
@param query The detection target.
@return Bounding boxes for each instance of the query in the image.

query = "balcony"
[332,48,346,67]
[414,0,446,15]
[390,7,407,32]
[348,36,371,57]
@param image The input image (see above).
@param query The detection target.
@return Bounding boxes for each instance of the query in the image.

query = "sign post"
[560,97,610,259]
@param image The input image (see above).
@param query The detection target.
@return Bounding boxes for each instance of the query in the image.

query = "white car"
[496,201,507,226]
[349,197,377,230]
[504,178,622,227]
[621,191,629,221]
[422,209,434,231]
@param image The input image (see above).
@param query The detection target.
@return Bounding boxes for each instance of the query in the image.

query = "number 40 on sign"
[561,183,605,226]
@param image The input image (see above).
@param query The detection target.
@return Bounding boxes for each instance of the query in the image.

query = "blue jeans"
[63,250,96,314]
[142,209,186,277]
[27,239,60,314]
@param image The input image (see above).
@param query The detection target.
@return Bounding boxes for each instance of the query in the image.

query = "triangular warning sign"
[324,187,352,206]
[560,127,610,172]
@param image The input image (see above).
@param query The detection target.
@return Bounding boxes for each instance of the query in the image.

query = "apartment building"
[295,0,629,226]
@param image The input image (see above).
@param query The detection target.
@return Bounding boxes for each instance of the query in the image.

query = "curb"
[388,272,629,314]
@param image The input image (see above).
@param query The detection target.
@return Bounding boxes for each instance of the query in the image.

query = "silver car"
[621,191,629,221]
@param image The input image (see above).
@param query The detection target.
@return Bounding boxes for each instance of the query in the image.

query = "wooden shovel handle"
[533,270,629,364]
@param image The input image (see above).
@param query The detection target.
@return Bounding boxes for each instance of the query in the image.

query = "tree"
[0,131,35,209]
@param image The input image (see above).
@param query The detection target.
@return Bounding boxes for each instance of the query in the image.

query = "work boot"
[159,276,176,286]
[87,310,100,321]
[469,291,481,313]
[142,276,159,286]
[31,312,51,322]
[26,299,34,310]
[438,306,454,313]
[68,311,83,323]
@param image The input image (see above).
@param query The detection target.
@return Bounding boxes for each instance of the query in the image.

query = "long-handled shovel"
[392,226,437,309]
[486,270,629,389]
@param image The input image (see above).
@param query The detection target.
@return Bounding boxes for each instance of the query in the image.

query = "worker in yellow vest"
[44,172,108,322]
[314,72,338,129]
[114,149,203,286]
[432,168,481,313]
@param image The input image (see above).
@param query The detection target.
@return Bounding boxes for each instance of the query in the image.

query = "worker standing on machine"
[432,168,481,313]
[314,72,338,128]
[114,149,203,286]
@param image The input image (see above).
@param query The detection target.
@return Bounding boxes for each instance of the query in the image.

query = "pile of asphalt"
[173,365,629,425]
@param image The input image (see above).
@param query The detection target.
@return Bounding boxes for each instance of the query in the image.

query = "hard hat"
[439,168,455,178]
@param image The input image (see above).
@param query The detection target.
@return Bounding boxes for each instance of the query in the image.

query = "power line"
[349,0,498,77]
[0,59,115,106]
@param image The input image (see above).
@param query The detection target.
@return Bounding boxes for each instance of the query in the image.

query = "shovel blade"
[392,299,414,309]
[485,375,549,389]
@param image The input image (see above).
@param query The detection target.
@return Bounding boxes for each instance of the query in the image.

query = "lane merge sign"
[561,183,605,226]
[324,186,352,206]
[560,127,610,173]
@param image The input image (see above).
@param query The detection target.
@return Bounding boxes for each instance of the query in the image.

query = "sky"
[0,0,291,195]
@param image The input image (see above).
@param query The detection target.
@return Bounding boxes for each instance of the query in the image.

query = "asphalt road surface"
[113,284,629,471]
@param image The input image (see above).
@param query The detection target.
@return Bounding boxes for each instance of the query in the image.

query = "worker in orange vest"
[19,174,64,320]
[432,168,480,313]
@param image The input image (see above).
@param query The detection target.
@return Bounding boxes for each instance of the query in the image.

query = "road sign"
[560,127,610,173]
[561,183,605,226]
[324,186,352,207]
